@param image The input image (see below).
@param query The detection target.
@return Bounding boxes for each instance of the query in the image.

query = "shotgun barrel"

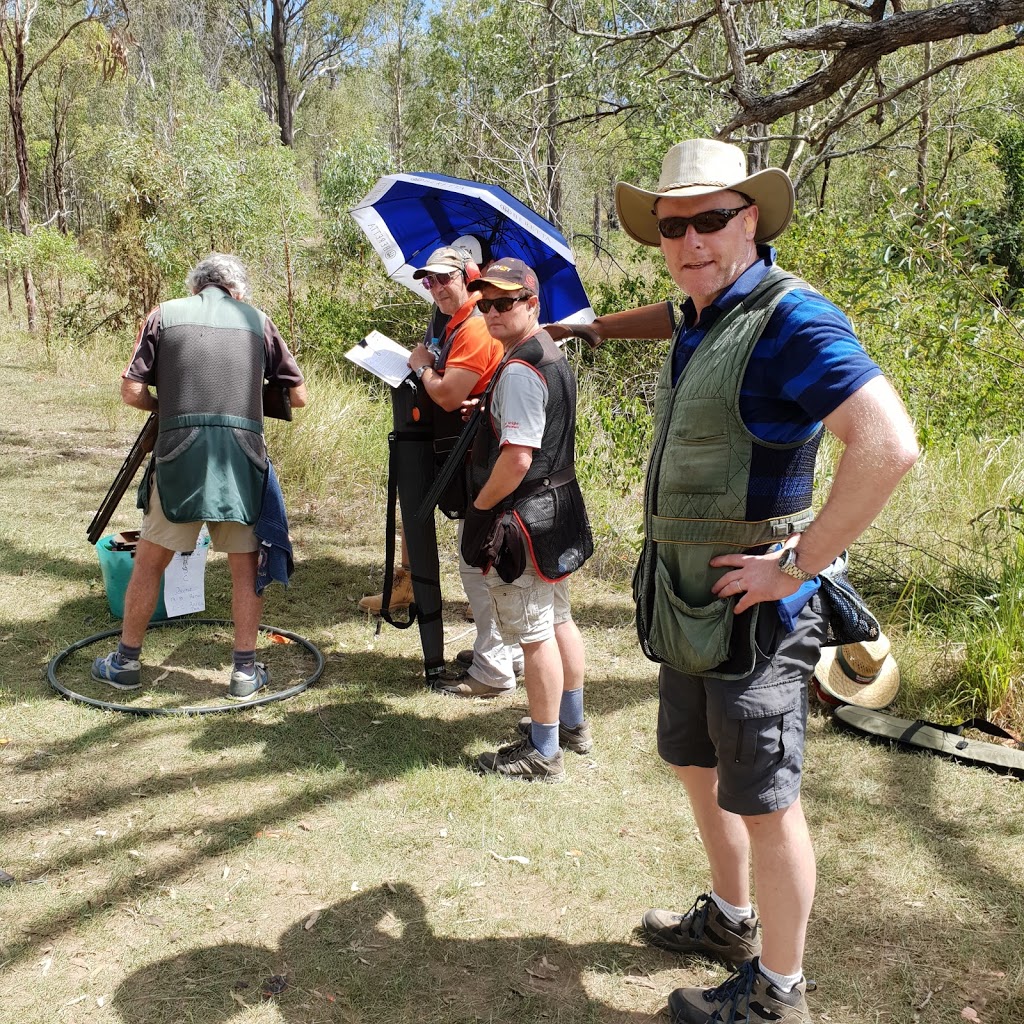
[415,405,481,521]
[87,413,158,545]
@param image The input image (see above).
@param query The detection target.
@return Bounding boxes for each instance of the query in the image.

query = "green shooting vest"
[634,268,819,680]
[139,287,268,526]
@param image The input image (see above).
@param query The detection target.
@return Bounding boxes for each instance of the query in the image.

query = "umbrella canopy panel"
[351,172,595,325]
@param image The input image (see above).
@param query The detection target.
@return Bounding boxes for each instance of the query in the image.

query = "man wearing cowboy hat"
[603,140,919,1023]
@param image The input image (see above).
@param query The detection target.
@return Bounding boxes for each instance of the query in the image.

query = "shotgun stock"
[87,413,158,545]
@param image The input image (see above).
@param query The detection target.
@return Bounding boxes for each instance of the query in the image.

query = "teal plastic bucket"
[96,533,168,620]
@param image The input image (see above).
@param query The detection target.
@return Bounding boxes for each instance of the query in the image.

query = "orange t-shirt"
[440,299,503,394]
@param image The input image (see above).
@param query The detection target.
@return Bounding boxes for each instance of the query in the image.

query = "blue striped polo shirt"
[671,246,881,521]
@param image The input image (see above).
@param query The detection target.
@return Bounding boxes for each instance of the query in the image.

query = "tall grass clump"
[574,366,651,582]
[264,365,391,502]
[955,534,1024,719]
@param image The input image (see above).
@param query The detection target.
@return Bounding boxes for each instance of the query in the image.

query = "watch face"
[780,548,811,580]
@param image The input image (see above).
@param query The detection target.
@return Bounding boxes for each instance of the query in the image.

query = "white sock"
[759,961,804,994]
[709,890,753,925]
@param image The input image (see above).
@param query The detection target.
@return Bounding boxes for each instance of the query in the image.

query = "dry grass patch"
[1,329,1024,1023]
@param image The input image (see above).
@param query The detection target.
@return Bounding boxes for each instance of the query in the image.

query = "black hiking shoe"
[668,958,811,1023]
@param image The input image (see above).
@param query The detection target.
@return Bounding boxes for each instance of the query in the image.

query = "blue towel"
[770,541,820,632]
[255,461,293,596]
[776,578,820,632]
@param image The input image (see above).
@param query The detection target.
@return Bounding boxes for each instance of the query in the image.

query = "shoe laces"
[679,892,713,940]
[496,736,532,758]
[704,960,756,1024]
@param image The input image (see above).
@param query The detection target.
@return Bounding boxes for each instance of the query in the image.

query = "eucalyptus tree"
[0,0,115,329]
[414,0,602,231]
[96,37,311,316]
[231,0,370,147]
[549,0,1024,184]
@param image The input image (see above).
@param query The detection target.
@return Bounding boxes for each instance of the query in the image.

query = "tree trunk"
[3,198,12,314]
[270,0,293,146]
[10,91,37,331]
[917,5,933,213]
[545,0,561,228]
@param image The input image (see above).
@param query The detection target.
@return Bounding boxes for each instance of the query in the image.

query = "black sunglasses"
[656,203,752,238]
[478,294,530,314]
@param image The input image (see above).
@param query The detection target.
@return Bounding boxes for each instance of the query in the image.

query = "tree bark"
[724,0,1024,131]
[271,0,294,146]
[10,88,37,330]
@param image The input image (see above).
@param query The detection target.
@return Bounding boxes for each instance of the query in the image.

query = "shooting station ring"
[47,619,325,717]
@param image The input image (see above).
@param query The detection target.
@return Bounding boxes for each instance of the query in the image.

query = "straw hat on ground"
[813,632,900,710]
[615,139,795,247]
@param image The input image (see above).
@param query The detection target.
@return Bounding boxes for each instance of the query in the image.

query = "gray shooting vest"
[141,287,268,525]
[634,268,819,680]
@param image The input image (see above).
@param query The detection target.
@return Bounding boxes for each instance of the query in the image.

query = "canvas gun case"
[833,705,1024,779]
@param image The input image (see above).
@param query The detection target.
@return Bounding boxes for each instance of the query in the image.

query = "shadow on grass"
[1,617,661,980]
[112,882,660,1024]
[802,714,1024,1019]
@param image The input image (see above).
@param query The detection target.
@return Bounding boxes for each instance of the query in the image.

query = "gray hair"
[186,253,251,301]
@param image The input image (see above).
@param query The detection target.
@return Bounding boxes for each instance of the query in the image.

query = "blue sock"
[530,721,560,758]
[233,649,256,672]
[559,687,584,729]
[116,642,141,664]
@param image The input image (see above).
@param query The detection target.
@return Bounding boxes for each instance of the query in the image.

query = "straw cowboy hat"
[615,139,795,247]
[813,632,901,710]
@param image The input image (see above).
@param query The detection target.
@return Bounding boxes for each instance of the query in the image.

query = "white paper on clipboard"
[163,528,210,617]
[344,330,413,388]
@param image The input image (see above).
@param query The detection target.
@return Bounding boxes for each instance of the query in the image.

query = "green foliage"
[784,198,1024,445]
[313,136,392,277]
[984,119,1024,300]
[954,534,1024,719]
[287,282,426,367]
[97,38,311,311]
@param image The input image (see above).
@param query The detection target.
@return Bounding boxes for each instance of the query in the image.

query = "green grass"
[2,327,1024,1023]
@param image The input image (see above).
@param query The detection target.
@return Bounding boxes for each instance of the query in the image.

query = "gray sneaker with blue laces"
[91,651,142,690]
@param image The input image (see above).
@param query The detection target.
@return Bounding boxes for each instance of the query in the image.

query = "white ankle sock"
[758,961,803,994]
[709,891,752,925]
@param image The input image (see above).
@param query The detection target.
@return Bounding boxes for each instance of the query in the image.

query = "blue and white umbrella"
[350,172,595,325]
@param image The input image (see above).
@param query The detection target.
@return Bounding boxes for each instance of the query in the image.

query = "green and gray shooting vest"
[140,287,268,525]
[634,268,819,680]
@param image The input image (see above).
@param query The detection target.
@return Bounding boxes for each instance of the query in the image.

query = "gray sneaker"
[640,893,761,968]
[668,959,810,1024]
[228,662,269,700]
[477,737,565,783]
[91,651,142,690]
[517,716,592,754]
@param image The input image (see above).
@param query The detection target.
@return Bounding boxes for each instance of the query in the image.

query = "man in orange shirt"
[358,245,522,697]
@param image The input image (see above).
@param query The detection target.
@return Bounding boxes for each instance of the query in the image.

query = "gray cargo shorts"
[656,596,826,816]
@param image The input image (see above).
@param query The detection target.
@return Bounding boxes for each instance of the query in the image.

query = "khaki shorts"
[482,564,571,645]
[141,477,258,554]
